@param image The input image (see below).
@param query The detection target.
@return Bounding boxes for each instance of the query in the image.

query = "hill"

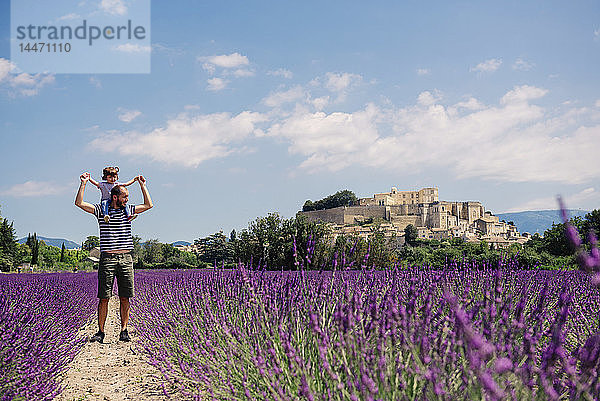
[171,240,191,246]
[496,209,590,235]
[18,236,80,249]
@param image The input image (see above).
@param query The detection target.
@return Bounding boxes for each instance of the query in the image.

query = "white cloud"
[118,109,142,123]
[448,97,485,114]
[262,86,307,108]
[89,111,267,168]
[99,0,127,16]
[199,53,252,89]
[202,63,216,75]
[207,77,228,91]
[595,99,600,108]
[417,90,443,106]
[568,187,598,205]
[0,58,54,96]
[201,53,249,69]
[57,13,81,21]
[311,96,329,111]
[595,29,600,40]
[0,58,15,82]
[12,73,37,87]
[267,85,600,184]
[500,85,548,105]
[470,58,502,73]
[416,68,430,76]
[324,72,362,93]
[231,68,255,78]
[268,104,381,172]
[267,68,293,79]
[0,181,66,197]
[512,58,534,71]
[113,44,151,53]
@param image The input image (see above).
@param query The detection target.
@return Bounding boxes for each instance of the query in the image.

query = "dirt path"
[56,296,176,401]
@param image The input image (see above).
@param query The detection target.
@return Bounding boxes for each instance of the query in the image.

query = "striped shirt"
[93,204,135,252]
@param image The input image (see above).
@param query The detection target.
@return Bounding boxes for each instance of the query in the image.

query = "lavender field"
[2,263,600,400]
[132,264,600,401]
[0,273,97,400]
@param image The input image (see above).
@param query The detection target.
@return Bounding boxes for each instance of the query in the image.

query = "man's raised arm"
[134,175,153,214]
[75,172,96,214]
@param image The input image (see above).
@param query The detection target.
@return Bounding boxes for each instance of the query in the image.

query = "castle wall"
[301,207,346,224]
[390,215,420,231]
[342,206,388,224]
[301,206,388,225]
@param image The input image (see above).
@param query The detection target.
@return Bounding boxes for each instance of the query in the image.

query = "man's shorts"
[98,252,134,299]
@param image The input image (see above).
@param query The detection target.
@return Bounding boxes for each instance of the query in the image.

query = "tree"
[302,200,315,212]
[83,236,100,251]
[230,213,330,270]
[194,231,232,266]
[132,235,143,268]
[0,216,19,272]
[404,224,418,247]
[581,209,600,241]
[542,218,583,256]
[60,243,66,263]
[143,239,164,264]
[30,233,40,266]
[302,190,358,211]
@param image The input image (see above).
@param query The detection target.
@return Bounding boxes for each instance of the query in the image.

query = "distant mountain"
[496,209,590,235]
[18,236,80,249]
[172,241,191,246]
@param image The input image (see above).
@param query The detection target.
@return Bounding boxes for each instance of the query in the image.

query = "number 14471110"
[19,42,71,52]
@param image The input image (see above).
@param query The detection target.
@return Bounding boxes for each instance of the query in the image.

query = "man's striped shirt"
[93,204,135,252]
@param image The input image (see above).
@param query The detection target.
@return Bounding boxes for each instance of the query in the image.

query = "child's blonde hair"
[102,166,119,180]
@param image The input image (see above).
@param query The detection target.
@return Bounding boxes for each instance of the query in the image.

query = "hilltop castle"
[300,187,530,247]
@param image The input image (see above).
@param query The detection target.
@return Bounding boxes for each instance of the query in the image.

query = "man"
[75,171,153,343]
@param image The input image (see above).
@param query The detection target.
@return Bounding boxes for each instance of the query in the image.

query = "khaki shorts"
[98,252,134,298]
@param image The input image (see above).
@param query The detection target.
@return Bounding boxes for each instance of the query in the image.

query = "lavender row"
[131,265,600,400]
[0,273,97,400]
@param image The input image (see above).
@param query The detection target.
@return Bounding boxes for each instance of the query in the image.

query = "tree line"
[1,203,598,272]
[190,209,600,271]
[0,230,92,272]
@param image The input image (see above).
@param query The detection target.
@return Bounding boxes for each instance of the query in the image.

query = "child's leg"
[123,206,137,221]
[101,199,110,222]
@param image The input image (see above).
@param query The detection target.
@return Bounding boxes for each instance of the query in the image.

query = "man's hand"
[134,175,153,213]
[75,172,95,214]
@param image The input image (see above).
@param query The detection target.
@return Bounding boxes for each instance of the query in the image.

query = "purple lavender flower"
[494,357,513,374]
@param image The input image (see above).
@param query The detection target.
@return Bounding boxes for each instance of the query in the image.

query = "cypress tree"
[60,243,66,263]
[31,233,39,266]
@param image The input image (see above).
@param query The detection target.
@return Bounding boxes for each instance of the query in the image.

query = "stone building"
[301,186,529,247]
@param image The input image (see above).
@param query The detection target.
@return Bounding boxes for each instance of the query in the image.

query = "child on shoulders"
[87,166,137,222]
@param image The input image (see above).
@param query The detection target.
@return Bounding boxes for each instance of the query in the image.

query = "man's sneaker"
[90,331,105,343]
[119,329,130,342]
[103,215,110,223]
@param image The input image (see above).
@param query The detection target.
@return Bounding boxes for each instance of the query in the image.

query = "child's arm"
[87,174,100,188]
[121,176,138,186]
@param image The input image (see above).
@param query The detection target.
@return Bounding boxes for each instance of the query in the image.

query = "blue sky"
[1,0,599,244]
